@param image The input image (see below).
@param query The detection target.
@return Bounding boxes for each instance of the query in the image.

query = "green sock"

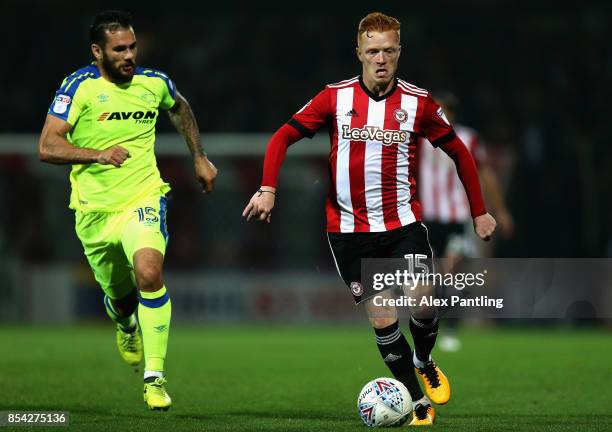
[138,286,171,372]
[104,295,136,332]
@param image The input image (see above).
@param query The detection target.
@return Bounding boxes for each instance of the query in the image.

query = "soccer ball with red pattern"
[357,377,412,427]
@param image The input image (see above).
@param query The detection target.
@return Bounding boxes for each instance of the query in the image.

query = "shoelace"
[148,378,167,396]
[120,331,138,352]
[420,362,441,388]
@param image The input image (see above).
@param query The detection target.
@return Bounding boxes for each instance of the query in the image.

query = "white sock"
[412,395,431,410]
[413,351,431,369]
[144,370,163,380]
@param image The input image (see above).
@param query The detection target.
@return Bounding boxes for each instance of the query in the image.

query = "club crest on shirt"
[350,282,363,296]
[393,108,408,123]
[140,92,157,105]
[53,95,71,114]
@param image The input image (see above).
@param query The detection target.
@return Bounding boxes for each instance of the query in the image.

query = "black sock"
[374,321,424,401]
[409,316,439,363]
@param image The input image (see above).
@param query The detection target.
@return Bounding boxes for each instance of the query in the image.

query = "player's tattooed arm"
[167,91,218,193]
[167,91,206,158]
[38,115,129,167]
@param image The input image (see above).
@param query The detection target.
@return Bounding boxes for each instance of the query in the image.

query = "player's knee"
[369,317,398,329]
[136,266,163,293]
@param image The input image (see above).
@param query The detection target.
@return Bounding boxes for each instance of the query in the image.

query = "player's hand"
[242,187,276,223]
[473,213,496,241]
[97,145,130,167]
[194,155,217,194]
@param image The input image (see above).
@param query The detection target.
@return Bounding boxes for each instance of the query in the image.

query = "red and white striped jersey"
[418,125,486,224]
[289,76,455,233]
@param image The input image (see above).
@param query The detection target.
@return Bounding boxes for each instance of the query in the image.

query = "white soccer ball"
[357,377,412,427]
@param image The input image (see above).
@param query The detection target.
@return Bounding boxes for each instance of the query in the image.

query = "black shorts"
[327,222,433,303]
[424,221,466,257]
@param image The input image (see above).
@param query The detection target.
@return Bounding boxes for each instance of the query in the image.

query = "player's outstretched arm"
[167,91,217,194]
[242,123,303,223]
[439,135,497,240]
[38,115,129,166]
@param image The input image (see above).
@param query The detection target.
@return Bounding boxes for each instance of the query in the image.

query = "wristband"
[257,189,276,197]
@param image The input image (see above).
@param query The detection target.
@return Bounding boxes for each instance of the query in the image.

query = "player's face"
[94,27,138,83]
[357,30,401,88]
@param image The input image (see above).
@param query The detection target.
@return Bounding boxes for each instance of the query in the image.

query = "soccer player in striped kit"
[243,12,496,425]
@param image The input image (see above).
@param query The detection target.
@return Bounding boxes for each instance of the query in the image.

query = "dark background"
[1,0,611,273]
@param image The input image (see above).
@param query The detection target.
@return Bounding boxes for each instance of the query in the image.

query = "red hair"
[357,12,401,44]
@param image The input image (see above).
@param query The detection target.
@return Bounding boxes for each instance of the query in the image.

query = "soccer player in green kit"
[38,10,217,410]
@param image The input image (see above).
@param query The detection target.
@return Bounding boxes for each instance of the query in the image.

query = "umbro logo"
[383,353,402,363]
[153,325,168,333]
[345,108,358,117]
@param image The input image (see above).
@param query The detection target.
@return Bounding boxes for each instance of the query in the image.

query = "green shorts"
[75,194,169,300]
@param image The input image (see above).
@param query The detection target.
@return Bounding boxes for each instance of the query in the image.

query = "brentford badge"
[393,108,408,123]
[350,282,363,296]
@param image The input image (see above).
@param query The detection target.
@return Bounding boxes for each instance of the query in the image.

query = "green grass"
[1,324,611,431]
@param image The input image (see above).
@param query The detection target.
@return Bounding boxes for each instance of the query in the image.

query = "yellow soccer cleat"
[415,360,451,405]
[144,377,172,411]
[116,324,143,366]
[409,403,435,426]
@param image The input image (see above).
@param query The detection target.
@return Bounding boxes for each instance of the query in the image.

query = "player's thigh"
[364,288,398,328]
[121,195,169,268]
[75,212,134,300]
[327,232,376,303]
[385,222,438,318]
[384,222,432,259]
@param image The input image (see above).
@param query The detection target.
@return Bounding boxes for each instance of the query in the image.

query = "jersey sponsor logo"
[341,124,409,145]
[97,110,157,124]
[53,95,71,114]
[393,108,408,123]
[437,107,450,125]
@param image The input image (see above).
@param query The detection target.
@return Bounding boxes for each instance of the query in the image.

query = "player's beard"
[102,56,135,84]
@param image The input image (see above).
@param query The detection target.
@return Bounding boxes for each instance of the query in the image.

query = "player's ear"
[91,43,103,61]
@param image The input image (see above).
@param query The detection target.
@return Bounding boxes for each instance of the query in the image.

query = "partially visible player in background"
[243,12,496,425]
[418,91,513,351]
[38,10,217,410]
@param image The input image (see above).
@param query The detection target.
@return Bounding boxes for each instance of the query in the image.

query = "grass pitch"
[1,324,611,431]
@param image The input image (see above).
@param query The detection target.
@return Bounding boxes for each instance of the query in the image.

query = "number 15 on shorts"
[135,207,159,225]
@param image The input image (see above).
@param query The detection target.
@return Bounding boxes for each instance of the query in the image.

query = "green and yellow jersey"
[48,63,175,212]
